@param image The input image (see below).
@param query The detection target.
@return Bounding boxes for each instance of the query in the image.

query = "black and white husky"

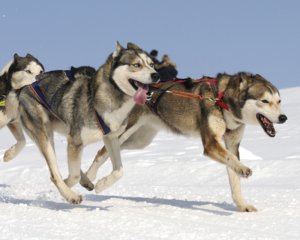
[0,54,44,161]
[17,42,159,204]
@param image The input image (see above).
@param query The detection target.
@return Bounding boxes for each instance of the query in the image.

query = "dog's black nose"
[278,114,287,123]
[151,73,160,82]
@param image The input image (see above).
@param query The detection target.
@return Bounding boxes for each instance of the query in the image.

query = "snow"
[0,87,300,240]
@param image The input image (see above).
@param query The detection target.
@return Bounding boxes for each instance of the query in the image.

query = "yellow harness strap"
[0,100,6,107]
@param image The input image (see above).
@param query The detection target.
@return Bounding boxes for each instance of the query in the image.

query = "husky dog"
[0,54,44,161]
[81,72,287,212]
[17,42,159,204]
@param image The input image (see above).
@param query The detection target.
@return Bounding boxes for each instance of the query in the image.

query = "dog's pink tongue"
[134,87,148,105]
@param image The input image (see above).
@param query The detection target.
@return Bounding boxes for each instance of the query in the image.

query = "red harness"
[147,77,230,111]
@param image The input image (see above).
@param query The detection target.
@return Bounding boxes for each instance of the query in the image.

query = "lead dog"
[0,54,44,161]
[17,42,159,204]
[81,72,287,212]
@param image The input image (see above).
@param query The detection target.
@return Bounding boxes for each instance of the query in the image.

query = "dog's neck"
[217,74,245,130]
[92,62,131,111]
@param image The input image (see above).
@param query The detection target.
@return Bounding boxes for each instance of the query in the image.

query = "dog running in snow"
[0,54,44,161]
[80,72,287,212]
[17,42,159,204]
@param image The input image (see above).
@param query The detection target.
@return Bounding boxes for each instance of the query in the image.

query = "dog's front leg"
[94,134,123,193]
[203,114,252,177]
[64,137,83,188]
[80,147,109,190]
[80,130,131,191]
[82,118,147,188]
[3,120,26,161]
[224,126,257,212]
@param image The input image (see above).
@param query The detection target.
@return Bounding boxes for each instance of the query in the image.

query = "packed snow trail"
[0,87,299,240]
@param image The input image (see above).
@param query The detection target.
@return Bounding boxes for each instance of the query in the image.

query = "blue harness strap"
[30,71,111,135]
[30,81,52,112]
[95,112,111,135]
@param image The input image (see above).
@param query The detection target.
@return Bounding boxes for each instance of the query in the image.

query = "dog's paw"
[3,147,16,162]
[66,194,83,204]
[94,177,108,193]
[79,177,94,191]
[237,166,252,178]
[238,204,257,212]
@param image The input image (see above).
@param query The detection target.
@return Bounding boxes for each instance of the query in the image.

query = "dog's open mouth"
[256,113,276,137]
[129,79,149,106]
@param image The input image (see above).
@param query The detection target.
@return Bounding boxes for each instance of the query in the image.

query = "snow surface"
[0,87,299,240]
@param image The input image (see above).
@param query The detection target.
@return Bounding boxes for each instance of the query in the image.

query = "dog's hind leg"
[41,137,83,204]
[21,112,82,204]
[94,134,123,193]
[36,134,82,203]
[224,126,257,212]
[3,120,26,161]
[64,137,83,188]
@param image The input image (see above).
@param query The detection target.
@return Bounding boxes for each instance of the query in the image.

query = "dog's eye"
[26,70,32,74]
[149,63,155,68]
[262,100,269,104]
[278,100,281,104]
[39,70,44,74]
[132,63,141,68]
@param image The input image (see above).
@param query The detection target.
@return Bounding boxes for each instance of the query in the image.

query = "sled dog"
[18,42,159,204]
[0,54,44,161]
[81,72,287,211]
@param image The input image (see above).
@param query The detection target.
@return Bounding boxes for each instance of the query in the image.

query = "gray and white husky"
[0,54,44,161]
[17,42,159,204]
[81,72,287,212]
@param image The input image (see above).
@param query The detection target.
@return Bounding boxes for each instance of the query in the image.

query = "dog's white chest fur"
[80,127,103,145]
[223,111,242,130]
[103,98,135,132]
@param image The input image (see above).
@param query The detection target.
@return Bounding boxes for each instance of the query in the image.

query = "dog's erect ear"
[255,74,264,80]
[113,41,124,58]
[26,53,34,58]
[13,53,20,60]
[127,42,141,51]
[239,73,249,91]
